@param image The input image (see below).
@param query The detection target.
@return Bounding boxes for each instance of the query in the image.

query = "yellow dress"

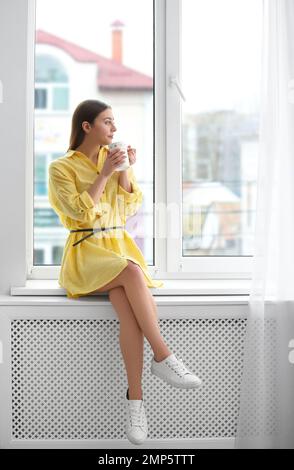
[48,146,164,298]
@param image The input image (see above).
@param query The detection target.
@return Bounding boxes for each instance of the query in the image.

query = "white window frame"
[27,0,253,281]
[165,0,253,279]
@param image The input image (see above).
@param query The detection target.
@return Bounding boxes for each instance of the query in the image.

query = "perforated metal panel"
[9,317,251,441]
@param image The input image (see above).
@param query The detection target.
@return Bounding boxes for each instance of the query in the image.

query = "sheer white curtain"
[235,0,294,449]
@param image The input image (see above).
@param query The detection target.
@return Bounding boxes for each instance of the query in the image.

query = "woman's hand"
[101,148,127,178]
[127,145,136,166]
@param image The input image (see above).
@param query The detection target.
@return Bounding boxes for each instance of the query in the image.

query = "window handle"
[169,76,186,102]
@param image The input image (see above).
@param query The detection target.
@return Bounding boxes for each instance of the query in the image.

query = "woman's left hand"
[127,145,136,166]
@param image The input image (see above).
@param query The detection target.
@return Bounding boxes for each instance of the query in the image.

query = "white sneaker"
[151,353,202,389]
[125,389,148,445]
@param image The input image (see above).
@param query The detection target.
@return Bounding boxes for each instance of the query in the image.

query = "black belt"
[70,226,125,246]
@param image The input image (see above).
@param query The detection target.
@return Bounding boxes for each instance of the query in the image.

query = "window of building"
[30,0,262,280]
[35,54,69,111]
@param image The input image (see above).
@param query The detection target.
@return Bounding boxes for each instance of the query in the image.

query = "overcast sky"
[36,0,262,114]
[36,0,153,75]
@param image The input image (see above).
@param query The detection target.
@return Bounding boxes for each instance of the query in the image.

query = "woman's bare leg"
[91,262,172,363]
[109,286,144,400]
[119,264,172,362]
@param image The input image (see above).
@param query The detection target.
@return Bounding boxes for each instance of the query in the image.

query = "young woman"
[48,99,202,446]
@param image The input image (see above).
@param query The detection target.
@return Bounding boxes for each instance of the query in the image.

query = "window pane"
[36,54,69,82]
[52,246,64,264]
[34,153,47,195]
[52,87,69,110]
[181,0,262,256]
[34,249,44,264]
[34,0,154,266]
[34,208,62,227]
[35,88,47,109]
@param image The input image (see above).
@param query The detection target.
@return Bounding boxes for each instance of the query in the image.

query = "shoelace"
[128,402,144,427]
[169,359,192,377]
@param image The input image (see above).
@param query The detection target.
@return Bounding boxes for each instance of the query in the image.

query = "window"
[34,153,47,195]
[52,246,64,264]
[32,0,154,272]
[35,88,47,109]
[35,54,69,111]
[181,0,261,259]
[29,0,262,280]
[34,249,44,264]
[166,0,262,276]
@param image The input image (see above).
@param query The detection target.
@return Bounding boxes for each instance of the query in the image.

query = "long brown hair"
[68,99,111,150]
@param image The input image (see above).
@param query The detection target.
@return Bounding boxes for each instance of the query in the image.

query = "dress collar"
[66,146,109,173]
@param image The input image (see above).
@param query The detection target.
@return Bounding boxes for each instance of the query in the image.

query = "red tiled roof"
[36,29,153,90]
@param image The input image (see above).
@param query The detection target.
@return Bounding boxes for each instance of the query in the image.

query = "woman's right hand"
[101,148,127,178]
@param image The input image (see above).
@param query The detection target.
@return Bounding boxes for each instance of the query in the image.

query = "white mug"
[108,141,130,171]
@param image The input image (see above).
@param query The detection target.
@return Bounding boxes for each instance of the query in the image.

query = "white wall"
[0,0,29,294]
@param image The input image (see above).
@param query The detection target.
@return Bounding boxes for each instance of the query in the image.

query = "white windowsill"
[0,295,249,307]
[7,279,251,305]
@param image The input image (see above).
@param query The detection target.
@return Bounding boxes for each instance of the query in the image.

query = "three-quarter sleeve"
[117,166,143,223]
[48,163,103,224]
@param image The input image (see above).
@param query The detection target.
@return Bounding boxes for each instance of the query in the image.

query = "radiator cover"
[9,316,247,441]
